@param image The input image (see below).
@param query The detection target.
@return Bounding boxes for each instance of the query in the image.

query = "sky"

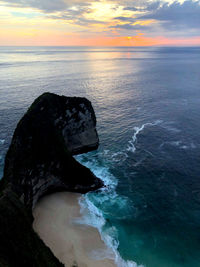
[0,0,200,46]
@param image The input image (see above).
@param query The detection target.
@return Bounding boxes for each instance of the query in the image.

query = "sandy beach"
[33,192,116,267]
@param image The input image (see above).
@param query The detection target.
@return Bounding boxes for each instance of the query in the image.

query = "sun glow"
[0,0,199,46]
[84,1,133,22]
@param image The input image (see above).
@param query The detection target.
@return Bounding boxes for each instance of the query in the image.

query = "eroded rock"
[2,93,103,209]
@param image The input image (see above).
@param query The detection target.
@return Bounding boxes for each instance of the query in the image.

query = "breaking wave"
[75,154,144,267]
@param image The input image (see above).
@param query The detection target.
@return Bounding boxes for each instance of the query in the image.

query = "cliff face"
[2,93,103,209]
[0,189,64,267]
[0,92,103,266]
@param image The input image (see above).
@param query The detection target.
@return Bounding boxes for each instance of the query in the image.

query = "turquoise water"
[0,46,200,266]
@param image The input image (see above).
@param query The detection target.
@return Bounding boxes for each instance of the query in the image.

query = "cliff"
[0,188,64,267]
[0,93,103,266]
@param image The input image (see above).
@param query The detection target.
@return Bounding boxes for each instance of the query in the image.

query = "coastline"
[33,192,116,267]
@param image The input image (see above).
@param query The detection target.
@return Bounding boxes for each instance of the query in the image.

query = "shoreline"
[33,192,116,267]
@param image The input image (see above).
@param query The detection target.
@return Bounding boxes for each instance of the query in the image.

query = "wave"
[127,120,162,153]
[111,152,128,163]
[0,59,90,68]
[160,140,197,150]
[0,57,158,69]
[161,122,181,133]
[75,154,143,267]
[0,139,5,145]
[74,120,163,266]
[96,150,128,165]
[79,196,142,267]
[180,143,196,150]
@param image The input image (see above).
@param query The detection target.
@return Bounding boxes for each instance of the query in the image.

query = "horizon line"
[0,45,200,47]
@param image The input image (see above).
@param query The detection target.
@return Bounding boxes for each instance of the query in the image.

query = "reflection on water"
[1,46,200,267]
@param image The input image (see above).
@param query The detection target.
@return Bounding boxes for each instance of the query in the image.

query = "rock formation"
[2,92,103,209]
[0,92,103,266]
[0,189,64,267]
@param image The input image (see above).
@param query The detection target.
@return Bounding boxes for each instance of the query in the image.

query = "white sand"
[33,192,116,267]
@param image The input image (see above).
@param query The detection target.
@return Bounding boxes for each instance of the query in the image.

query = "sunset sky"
[0,0,200,46]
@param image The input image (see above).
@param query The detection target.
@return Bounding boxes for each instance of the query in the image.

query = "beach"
[33,192,116,267]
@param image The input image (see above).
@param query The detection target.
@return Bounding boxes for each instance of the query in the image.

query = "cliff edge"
[0,92,103,266]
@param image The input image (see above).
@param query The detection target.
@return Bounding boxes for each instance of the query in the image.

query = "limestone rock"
[2,93,103,209]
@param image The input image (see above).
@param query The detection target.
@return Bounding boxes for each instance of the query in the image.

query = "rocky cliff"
[0,92,103,266]
[2,92,103,209]
[0,188,64,267]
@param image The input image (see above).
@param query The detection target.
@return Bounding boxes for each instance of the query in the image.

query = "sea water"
[0,46,200,267]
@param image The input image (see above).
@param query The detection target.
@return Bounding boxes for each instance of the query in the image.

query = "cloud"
[0,0,68,12]
[139,0,200,30]
[1,0,200,39]
[123,6,140,11]
[0,0,93,13]
[109,23,149,30]
[123,1,161,12]
[114,16,135,21]
[145,1,161,11]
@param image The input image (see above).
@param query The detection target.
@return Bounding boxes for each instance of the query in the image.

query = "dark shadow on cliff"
[0,92,103,266]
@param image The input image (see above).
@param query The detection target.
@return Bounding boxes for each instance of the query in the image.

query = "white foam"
[97,150,128,164]
[170,141,182,146]
[180,142,197,150]
[111,152,128,163]
[75,155,144,267]
[0,139,5,145]
[89,247,115,261]
[76,154,117,189]
[78,194,143,267]
[127,120,162,153]
[103,150,110,155]
[160,140,197,150]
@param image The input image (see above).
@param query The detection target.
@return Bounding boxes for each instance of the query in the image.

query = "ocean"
[0,46,200,267]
